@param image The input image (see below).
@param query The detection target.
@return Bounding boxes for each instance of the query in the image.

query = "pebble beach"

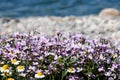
[0,15,120,45]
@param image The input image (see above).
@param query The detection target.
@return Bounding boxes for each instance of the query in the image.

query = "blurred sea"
[0,0,120,18]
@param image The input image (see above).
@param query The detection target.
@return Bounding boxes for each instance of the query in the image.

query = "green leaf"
[67,57,77,66]
[61,69,68,80]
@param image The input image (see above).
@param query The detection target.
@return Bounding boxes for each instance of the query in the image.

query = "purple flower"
[108,77,114,80]
[105,71,111,76]
[0,32,119,80]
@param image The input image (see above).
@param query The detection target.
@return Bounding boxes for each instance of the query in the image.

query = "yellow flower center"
[37,72,43,76]
[9,51,13,54]
[83,51,87,55]
[17,66,23,70]
[12,59,17,63]
[113,53,118,58]
[2,65,9,70]
[68,67,74,72]
[7,78,13,80]
[5,72,10,76]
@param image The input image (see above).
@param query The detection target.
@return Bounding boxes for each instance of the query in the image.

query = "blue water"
[0,0,120,17]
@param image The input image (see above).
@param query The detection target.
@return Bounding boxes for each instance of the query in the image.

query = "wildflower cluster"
[0,32,119,80]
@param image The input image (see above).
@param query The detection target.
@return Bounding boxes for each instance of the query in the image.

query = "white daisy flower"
[67,67,76,73]
[35,71,45,78]
[17,65,25,72]
[0,64,9,72]
[11,59,20,65]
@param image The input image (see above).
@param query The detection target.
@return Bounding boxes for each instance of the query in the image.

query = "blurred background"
[0,0,120,18]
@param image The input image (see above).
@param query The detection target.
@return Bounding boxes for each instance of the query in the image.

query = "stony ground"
[0,15,120,45]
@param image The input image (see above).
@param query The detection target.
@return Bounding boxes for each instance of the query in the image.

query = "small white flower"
[17,65,25,72]
[0,61,4,64]
[99,54,105,60]
[19,73,26,77]
[44,70,50,74]
[98,67,104,72]
[113,53,118,58]
[35,71,45,78]
[11,59,20,65]
[88,54,93,59]
[14,49,20,54]
[76,67,83,72]
[32,52,39,56]
[5,43,10,47]
[0,64,9,72]
[67,67,76,73]
[29,66,36,71]
[46,52,55,56]
[33,62,39,65]
[38,56,44,60]
[54,55,58,60]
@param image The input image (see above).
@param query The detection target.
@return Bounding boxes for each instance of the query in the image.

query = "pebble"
[99,8,120,17]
